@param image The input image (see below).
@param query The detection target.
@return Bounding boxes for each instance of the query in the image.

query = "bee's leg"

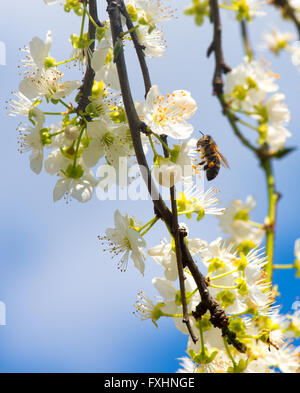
[203,164,208,171]
[198,160,206,166]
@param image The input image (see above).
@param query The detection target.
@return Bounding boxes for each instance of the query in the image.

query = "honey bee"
[196,132,230,181]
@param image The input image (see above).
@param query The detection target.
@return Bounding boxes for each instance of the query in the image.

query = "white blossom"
[100,210,147,274]
[137,26,166,58]
[17,108,45,174]
[19,68,80,100]
[137,85,197,139]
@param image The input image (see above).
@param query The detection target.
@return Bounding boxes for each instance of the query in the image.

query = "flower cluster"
[10,1,200,202]
[225,57,291,151]
[8,0,300,375]
[218,195,265,254]
[137,233,300,373]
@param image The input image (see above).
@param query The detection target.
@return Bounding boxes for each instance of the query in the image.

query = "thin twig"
[106,0,233,342]
[207,0,231,95]
[118,2,152,97]
[170,186,198,344]
[271,0,300,39]
[240,19,253,60]
[77,0,102,115]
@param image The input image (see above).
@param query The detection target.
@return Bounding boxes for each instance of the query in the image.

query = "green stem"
[248,220,265,229]
[148,134,159,158]
[208,268,239,281]
[140,216,159,236]
[218,4,237,10]
[240,19,253,60]
[198,320,205,353]
[79,6,87,39]
[162,312,193,318]
[236,118,259,132]
[120,26,138,37]
[217,95,258,153]
[261,157,278,283]
[83,3,99,29]
[43,111,66,116]
[58,99,73,111]
[209,283,239,290]
[72,125,85,169]
[223,336,237,367]
[152,132,173,154]
[273,264,295,270]
[54,56,79,67]
[48,129,65,138]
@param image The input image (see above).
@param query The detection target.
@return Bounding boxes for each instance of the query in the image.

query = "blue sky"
[0,0,299,372]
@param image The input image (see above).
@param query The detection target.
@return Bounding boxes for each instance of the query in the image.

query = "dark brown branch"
[107,0,172,223]
[160,134,197,343]
[77,0,102,115]
[170,187,198,344]
[106,0,237,347]
[207,0,231,95]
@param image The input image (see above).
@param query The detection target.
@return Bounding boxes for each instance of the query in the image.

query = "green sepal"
[272,146,297,159]
[216,290,235,308]
[227,358,248,373]
[151,302,165,327]
[44,56,56,69]
[169,145,180,163]
[63,164,84,179]
[96,27,107,42]
[189,348,218,365]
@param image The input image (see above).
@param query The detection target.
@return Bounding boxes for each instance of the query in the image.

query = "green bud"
[127,4,138,22]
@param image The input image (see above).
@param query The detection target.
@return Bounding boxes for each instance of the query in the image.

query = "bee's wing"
[217,151,230,169]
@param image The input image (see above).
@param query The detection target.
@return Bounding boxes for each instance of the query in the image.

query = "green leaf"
[113,38,123,61]
[273,146,297,159]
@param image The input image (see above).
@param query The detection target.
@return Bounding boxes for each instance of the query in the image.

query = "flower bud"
[64,125,80,141]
